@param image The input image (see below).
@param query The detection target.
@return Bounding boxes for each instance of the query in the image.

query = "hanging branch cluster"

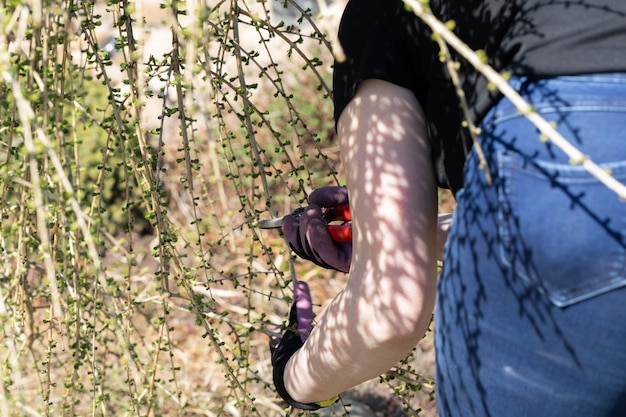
[405,0,626,200]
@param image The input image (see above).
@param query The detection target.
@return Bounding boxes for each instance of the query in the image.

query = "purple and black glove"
[281,186,352,273]
[270,281,339,410]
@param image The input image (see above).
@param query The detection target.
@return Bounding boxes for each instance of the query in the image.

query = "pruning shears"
[259,204,352,242]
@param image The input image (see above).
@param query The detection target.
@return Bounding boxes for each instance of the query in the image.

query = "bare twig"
[405,0,626,200]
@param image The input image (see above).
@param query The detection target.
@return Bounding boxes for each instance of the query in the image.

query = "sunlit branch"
[405,0,626,200]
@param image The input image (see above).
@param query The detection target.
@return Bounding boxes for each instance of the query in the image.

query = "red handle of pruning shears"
[258,204,352,243]
[327,225,352,242]
[323,204,352,243]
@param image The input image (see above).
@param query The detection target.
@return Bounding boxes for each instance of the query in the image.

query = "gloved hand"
[270,281,339,410]
[281,186,352,272]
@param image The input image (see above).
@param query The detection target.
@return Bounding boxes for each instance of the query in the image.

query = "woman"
[272,1,626,415]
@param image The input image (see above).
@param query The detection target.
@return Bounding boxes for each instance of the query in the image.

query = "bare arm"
[283,79,438,403]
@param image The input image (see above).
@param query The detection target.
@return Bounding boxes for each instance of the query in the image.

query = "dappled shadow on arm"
[284,79,438,403]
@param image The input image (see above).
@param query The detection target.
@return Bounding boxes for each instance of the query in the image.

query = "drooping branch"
[405,0,626,200]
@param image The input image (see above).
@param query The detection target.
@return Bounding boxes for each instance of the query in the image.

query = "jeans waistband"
[485,72,626,126]
[478,72,626,166]
[507,72,626,91]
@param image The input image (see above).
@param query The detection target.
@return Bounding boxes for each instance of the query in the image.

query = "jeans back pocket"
[497,151,626,307]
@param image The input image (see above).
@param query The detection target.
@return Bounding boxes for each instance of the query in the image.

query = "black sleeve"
[332,0,469,193]
[332,0,420,123]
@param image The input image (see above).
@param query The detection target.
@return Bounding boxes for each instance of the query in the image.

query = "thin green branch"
[405,0,626,200]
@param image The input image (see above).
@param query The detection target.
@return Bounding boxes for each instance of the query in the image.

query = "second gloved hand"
[270,281,339,410]
[281,186,352,273]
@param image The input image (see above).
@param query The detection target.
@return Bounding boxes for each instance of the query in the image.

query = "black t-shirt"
[333,0,626,193]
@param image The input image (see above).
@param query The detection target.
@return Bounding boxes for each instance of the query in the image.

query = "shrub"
[0,0,436,416]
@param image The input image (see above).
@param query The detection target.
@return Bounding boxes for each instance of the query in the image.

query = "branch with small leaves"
[405,0,626,200]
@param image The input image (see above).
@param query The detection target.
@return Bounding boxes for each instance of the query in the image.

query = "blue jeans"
[436,73,626,417]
